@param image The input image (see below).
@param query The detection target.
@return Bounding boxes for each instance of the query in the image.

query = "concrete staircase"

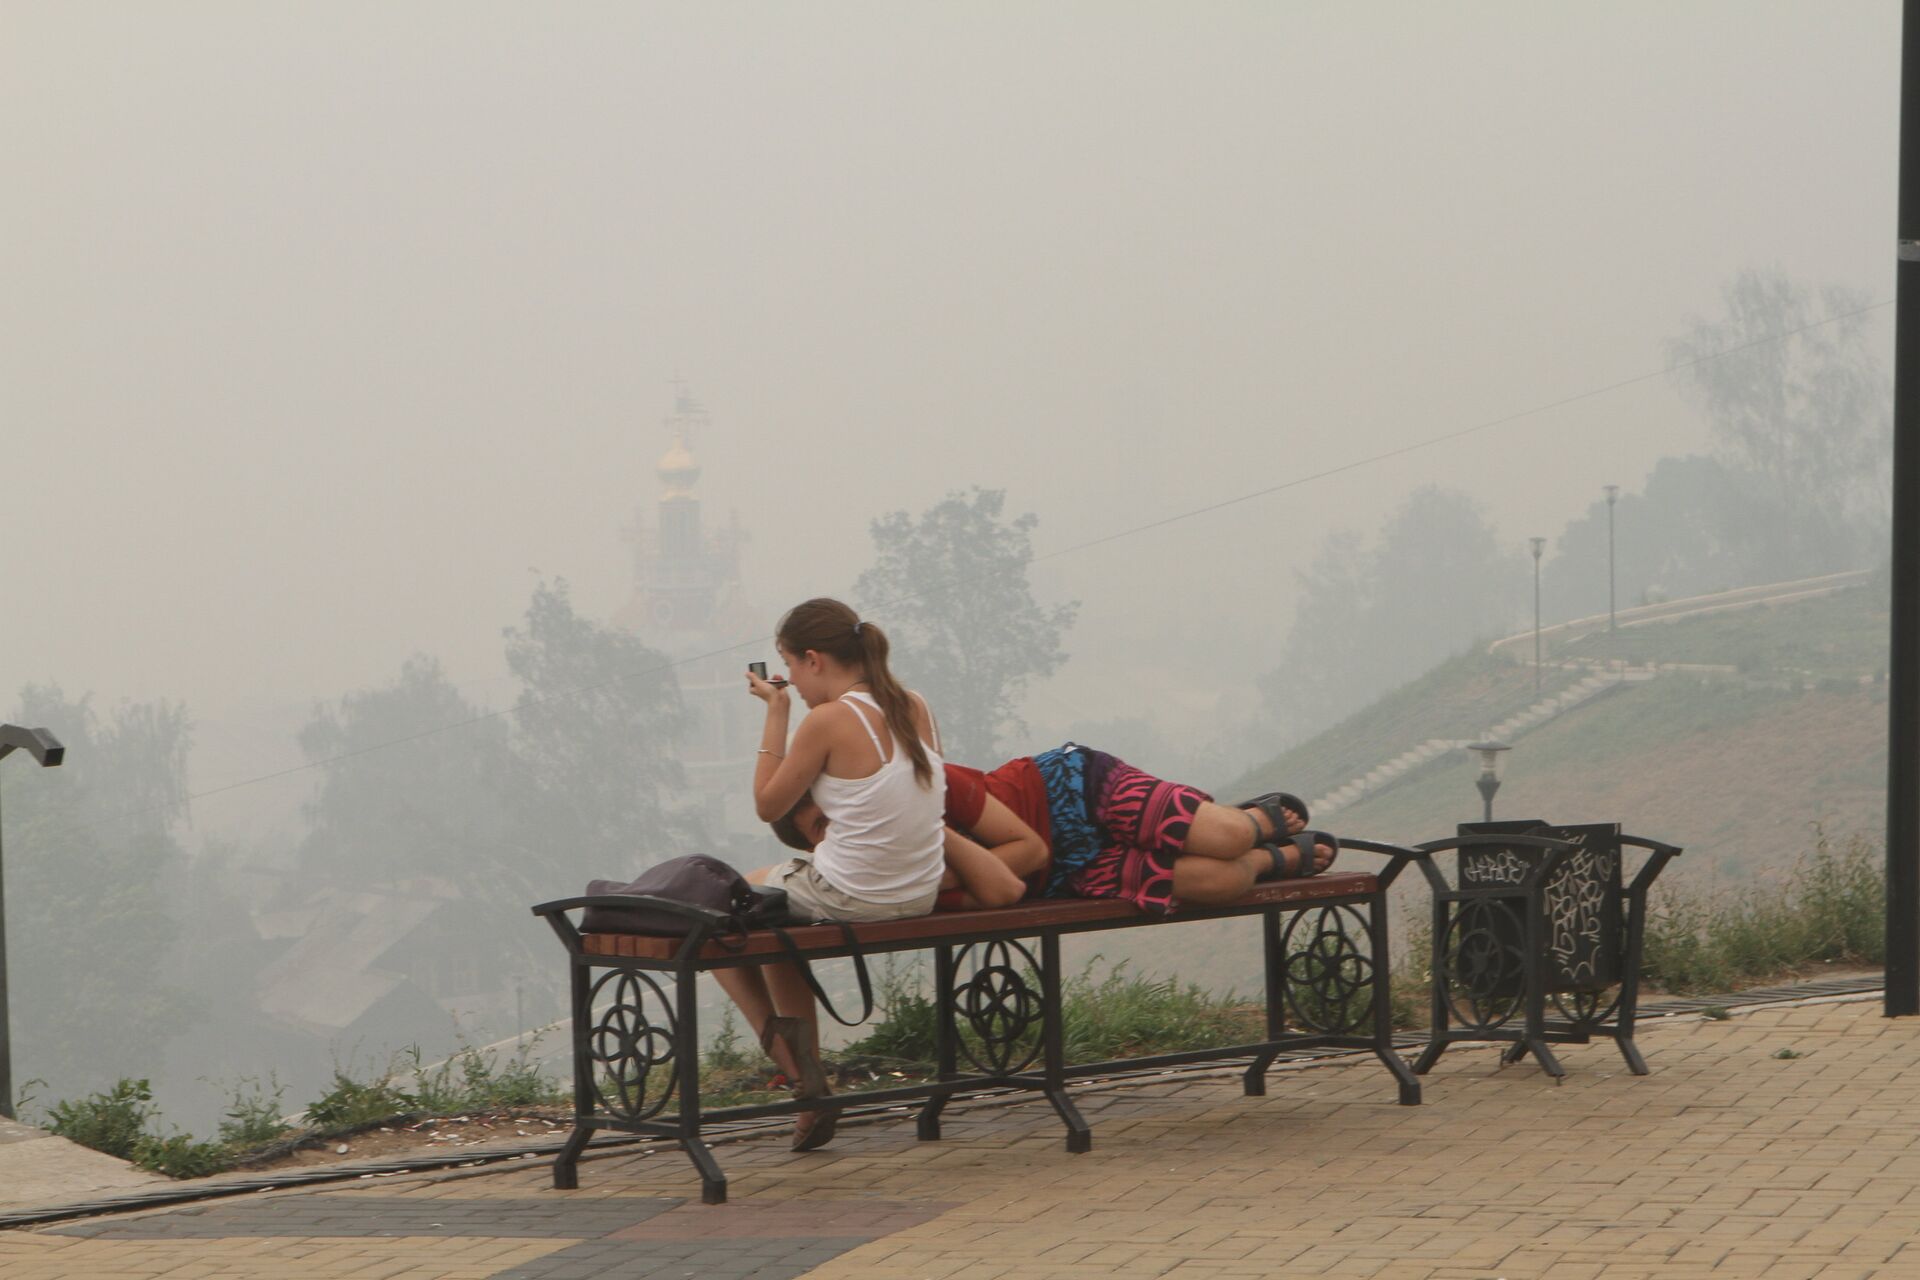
[1306,667,1654,819]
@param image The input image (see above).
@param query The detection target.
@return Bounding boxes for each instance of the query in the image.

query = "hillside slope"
[1229,582,1890,882]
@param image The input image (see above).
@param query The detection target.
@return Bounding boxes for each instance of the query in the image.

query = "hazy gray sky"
[3,2,1898,802]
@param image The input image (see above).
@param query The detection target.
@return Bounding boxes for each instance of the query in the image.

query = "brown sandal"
[761,1016,837,1152]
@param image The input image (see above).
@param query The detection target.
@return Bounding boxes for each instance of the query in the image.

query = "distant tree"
[4,684,191,1101]
[500,577,697,885]
[1259,487,1523,740]
[1256,528,1373,738]
[295,654,518,887]
[1541,455,1753,622]
[853,488,1078,763]
[1667,270,1891,578]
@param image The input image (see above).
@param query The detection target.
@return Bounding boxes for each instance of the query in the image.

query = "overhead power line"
[44,297,1894,835]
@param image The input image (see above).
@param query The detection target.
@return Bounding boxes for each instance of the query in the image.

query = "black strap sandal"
[1258,830,1339,881]
[1237,791,1309,842]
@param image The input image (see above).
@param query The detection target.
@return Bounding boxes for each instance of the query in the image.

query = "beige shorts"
[762,857,939,924]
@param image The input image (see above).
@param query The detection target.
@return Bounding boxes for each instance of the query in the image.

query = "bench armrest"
[1333,836,1429,890]
[1619,834,1683,897]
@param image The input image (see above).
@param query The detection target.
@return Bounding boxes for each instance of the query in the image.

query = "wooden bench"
[532,837,1429,1204]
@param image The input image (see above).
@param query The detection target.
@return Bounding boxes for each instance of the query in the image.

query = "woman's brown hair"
[776,597,934,788]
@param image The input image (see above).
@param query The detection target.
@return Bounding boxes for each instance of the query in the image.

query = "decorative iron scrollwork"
[948,939,1045,1074]
[1441,898,1527,1029]
[587,969,678,1121]
[1281,905,1374,1034]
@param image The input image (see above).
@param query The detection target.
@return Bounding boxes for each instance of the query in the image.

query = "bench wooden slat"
[582,870,1378,962]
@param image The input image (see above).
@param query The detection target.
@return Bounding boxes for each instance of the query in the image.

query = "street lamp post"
[1466,741,1511,823]
[1604,484,1620,631]
[0,725,65,1121]
[1530,537,1547,694]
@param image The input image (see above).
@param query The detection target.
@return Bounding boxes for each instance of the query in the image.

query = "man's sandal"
[761,1016,837,1152]
[1258,830,1340,881]
[1237,792,1309,843]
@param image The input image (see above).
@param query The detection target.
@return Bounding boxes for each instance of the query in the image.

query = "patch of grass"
[1773,1048,1805,1060]
[216,1074,291,1148]
[131,1132,234,1178]
[1643,829,1883,995]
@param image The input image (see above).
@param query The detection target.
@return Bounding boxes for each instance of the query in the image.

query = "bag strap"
[769,923,874,1027]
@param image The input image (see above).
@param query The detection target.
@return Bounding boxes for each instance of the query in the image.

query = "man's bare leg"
[1182,800,1308,860]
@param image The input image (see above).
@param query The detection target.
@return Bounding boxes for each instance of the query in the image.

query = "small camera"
[748,662,787,686]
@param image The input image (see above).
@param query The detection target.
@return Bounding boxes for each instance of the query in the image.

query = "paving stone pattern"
[4,997,1920,1278]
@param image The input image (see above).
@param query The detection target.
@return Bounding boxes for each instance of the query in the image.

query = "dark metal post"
[0,781,9,1121]
[1888,0,1920,1018]
[0,726,64,1122]
[1530,537,1546,693]
[1604,485,1620,631]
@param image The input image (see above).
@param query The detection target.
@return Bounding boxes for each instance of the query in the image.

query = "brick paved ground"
[2,995,1917,1278]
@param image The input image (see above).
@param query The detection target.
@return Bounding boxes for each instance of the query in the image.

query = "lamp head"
[1466,740,1510,781]
[0,725,65,767]
[1529,536,1546,561]
[1604,484,1620,504]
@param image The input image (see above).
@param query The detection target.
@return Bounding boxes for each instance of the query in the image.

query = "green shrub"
[1643,830,1884,995]
[844,955,941,1065]
[304,1066,415,1134]
[44,1078,156,1160]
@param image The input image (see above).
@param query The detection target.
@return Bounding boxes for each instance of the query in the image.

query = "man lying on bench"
[774,742,1338,917]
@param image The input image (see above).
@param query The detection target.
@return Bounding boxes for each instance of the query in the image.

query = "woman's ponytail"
[853,621,933,788]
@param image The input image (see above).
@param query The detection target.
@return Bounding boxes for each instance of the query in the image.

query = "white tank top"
[809,691,947,904]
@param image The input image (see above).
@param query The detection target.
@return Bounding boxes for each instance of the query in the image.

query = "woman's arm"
[748,673,835,821]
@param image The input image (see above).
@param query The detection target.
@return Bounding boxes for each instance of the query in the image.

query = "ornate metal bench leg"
[1525,1038,1565,1079]
[555,961,595,1190]
[919,944,959,1140]
[1412,1040,1447,1075]
[551,1123,590,1190]
[1242,1051,1279,1097]
[682,1137,727,1205]
[1500,1040,1529,1066]
[1041,932,1092,1154]
[674,965,726,1202]
[1369,895,1419,1106]
[916,1095,947,1142]
[1615,1035,1650,1076]
[1246,912,1285,1097]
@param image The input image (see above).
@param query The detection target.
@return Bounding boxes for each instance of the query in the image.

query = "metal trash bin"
[1413,822,1682,1079]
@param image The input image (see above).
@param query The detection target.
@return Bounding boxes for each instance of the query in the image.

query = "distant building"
[612,387,767,859]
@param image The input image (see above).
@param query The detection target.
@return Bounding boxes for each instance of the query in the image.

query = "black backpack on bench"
[580,854,873,1025]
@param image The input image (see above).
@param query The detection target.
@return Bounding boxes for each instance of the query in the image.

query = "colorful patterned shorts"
[1034,745,1211,916]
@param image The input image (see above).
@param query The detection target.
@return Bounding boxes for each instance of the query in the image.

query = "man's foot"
[1257,831,1339,880]
[1237,792,1309,842]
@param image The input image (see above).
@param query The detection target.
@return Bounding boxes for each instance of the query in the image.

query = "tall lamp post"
[0,725,65,1121]
[1466,741,1510,823]
[1886,0,1920,1018]
[1604,484,1620,632]
[1530,537,1547,694]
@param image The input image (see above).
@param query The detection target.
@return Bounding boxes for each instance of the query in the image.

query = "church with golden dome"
[613,386,768,856]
